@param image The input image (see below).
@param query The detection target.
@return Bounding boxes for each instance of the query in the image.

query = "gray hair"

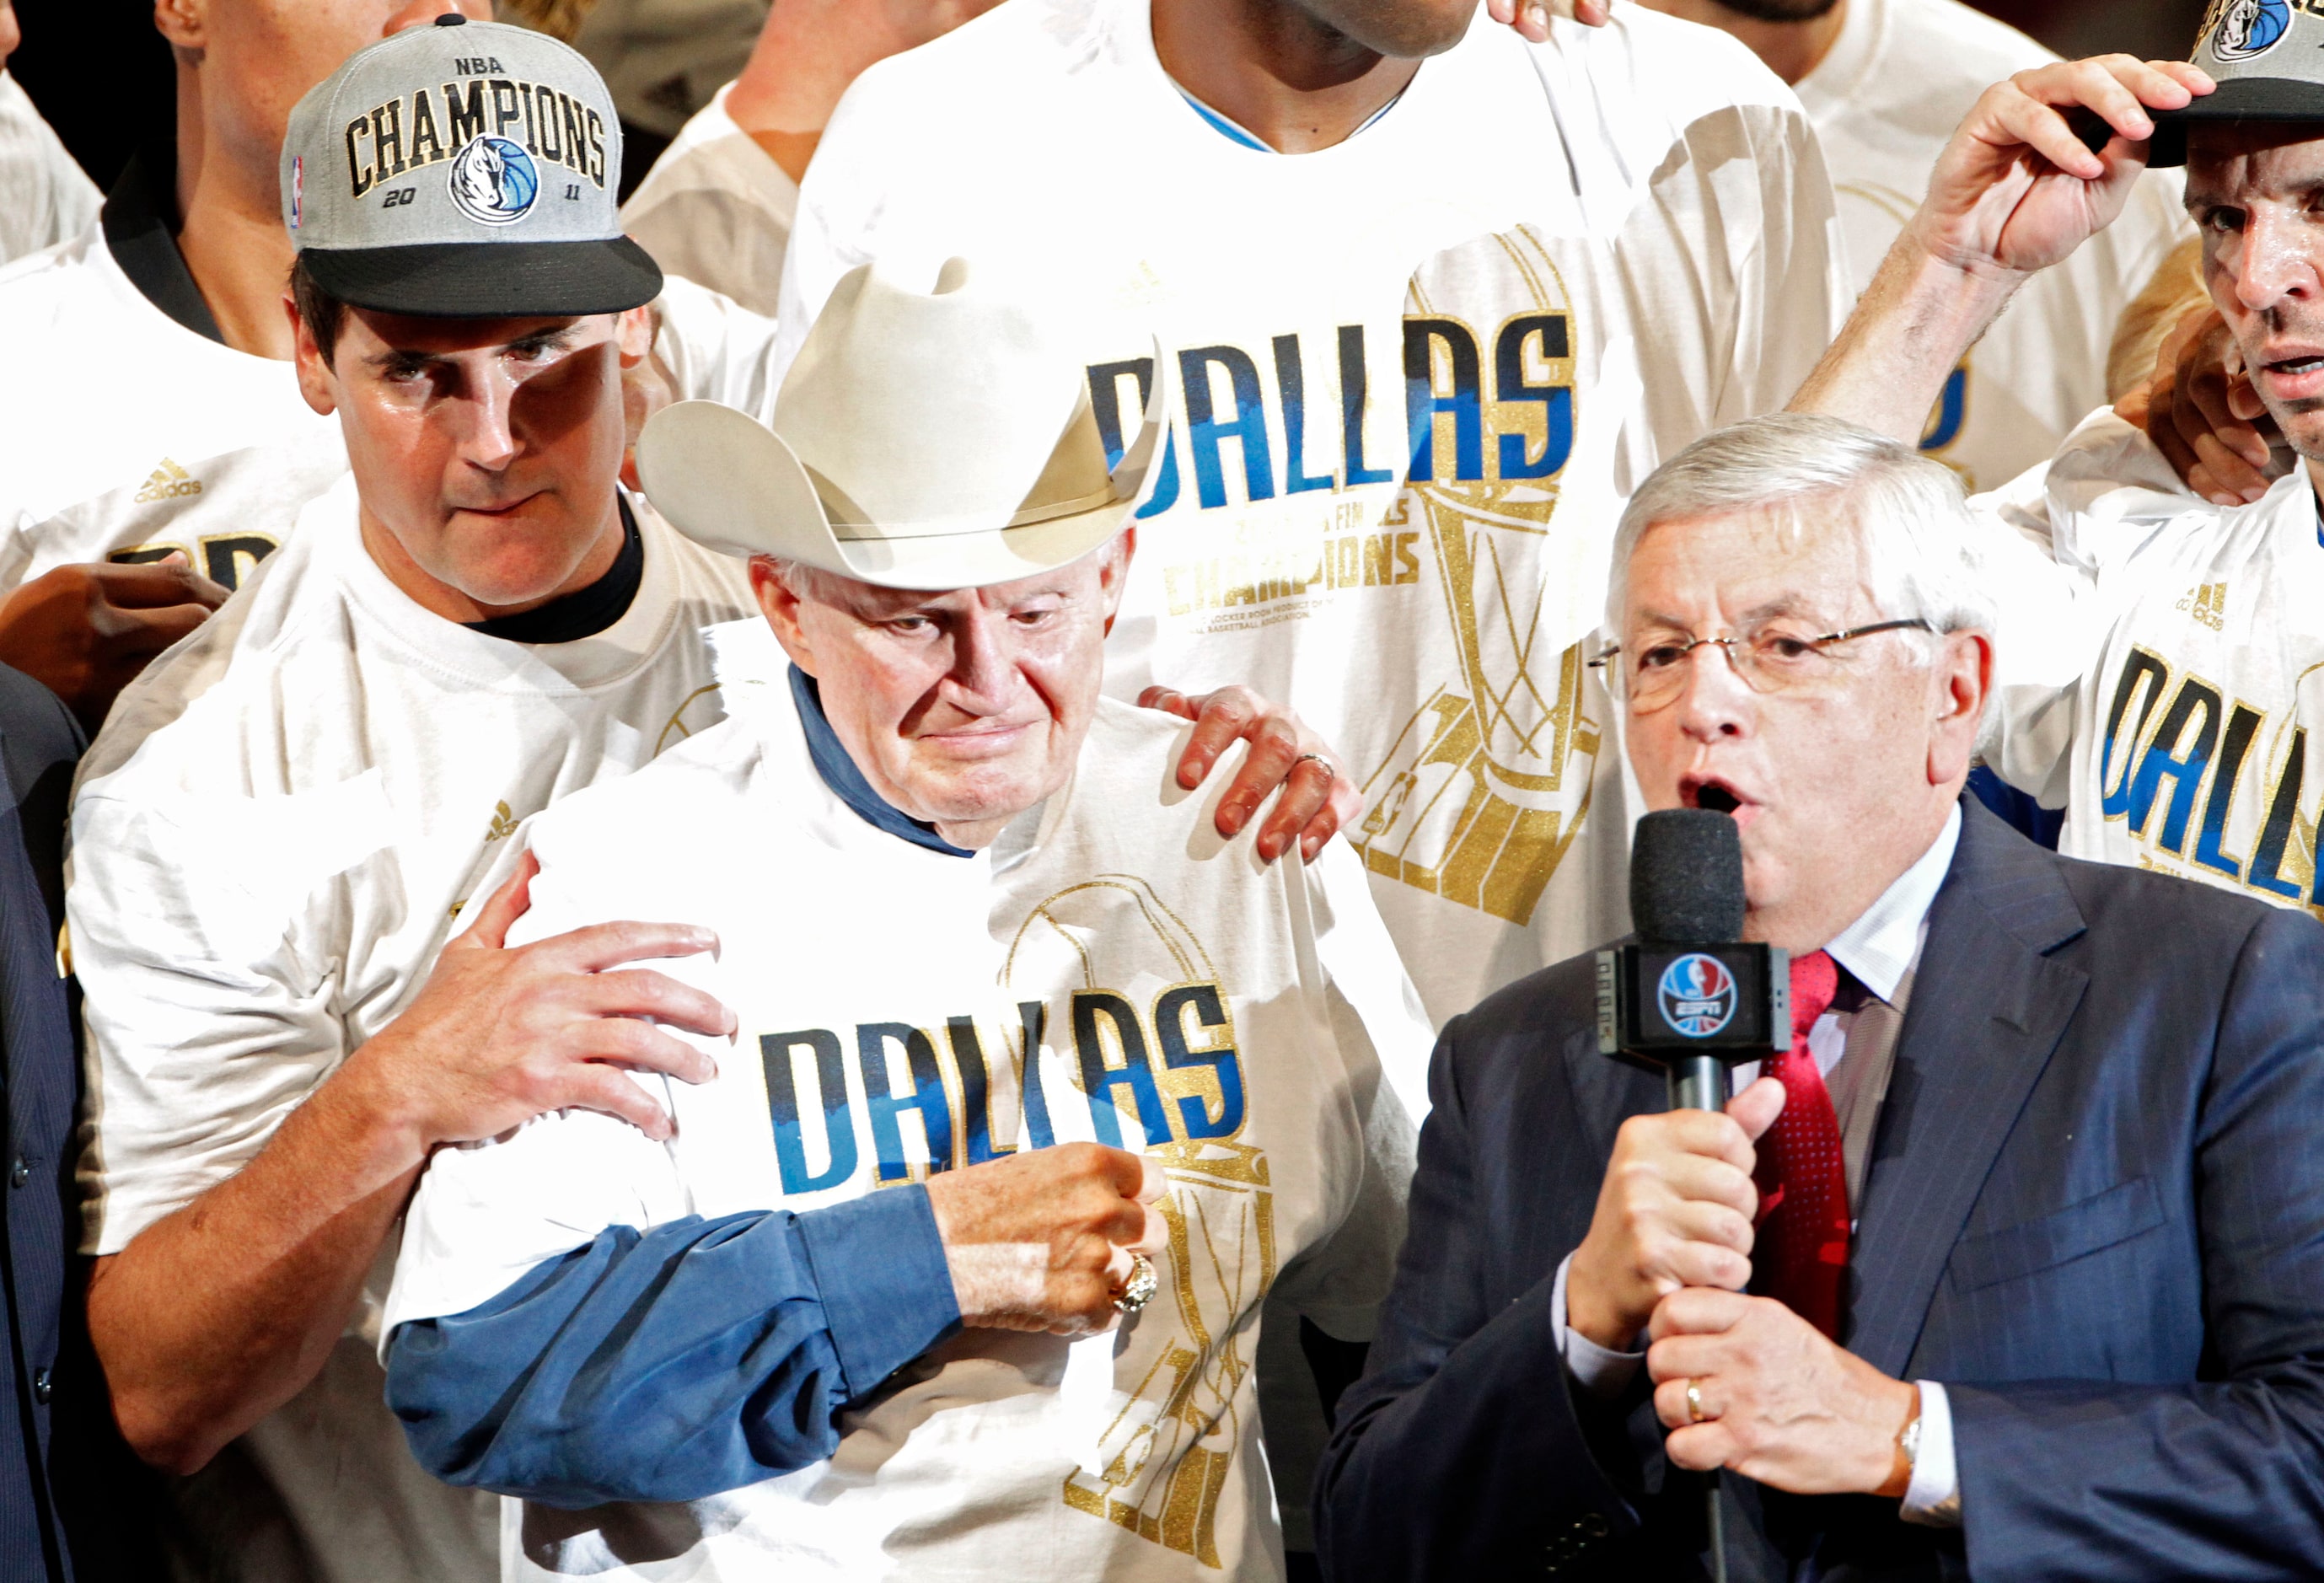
[1607,412,1999,651]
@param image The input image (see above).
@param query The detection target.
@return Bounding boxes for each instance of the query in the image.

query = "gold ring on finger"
[1685,1377,1709,1425]
[1113,1253,1159,1315]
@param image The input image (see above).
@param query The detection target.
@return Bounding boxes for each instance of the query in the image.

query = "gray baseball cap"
[280,13,660,317]
[2150,0,2324,167]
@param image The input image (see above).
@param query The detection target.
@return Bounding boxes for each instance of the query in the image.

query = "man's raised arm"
[1791,56,2213,440]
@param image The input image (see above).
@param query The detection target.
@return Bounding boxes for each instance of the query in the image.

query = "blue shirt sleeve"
[384,1185,961,1508]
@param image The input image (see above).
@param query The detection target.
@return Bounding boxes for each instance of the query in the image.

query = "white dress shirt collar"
[1820,803,1961,1002]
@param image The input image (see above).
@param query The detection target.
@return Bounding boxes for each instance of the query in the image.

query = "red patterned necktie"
[1751,949,1849,1339]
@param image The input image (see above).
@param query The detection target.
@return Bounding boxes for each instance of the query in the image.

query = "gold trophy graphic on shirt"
[1352,228,1604,927]
[1004,877,1271,1569]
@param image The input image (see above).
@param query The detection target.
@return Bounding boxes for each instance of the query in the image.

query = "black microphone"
[1594,808,1790,1583]
[1597,808,1790,1111]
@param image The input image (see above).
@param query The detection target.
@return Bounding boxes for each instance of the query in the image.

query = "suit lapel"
[1843,804,2091,1378]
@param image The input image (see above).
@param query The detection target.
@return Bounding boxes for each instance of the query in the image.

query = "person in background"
[1791,29,2324,920]
[620,0,1003,315]
[0,655,161,1583]
[0,0,799,737]
[0,0,97,265]
[617,0,1605,325]
[1639,0,2189,493]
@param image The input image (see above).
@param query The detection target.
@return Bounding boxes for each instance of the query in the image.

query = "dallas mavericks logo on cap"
[448,136,539,227]
[1656,954,1737,1038]
[2212,0,2290,62]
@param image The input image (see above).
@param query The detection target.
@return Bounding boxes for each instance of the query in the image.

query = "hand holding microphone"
[1564,1078,1784,1354]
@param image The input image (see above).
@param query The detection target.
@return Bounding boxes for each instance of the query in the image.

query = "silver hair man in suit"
[1317,413,2324,1580]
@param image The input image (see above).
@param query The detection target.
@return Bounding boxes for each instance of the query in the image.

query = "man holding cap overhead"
[66,21,1347,1583]
[1788,17,2324,918]
[378,257,1432,1583]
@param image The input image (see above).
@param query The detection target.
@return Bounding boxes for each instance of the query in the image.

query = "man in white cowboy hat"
[378,255,1434,1583]
[64,20,1348,1582]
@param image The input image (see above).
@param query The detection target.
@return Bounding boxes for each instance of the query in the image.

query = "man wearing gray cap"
[66,20,1349,1583]
[379,255,1430,1583]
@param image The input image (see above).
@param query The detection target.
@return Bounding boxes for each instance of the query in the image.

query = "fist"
[925,1143,1168,1337]
[1564,1077,1785,1352]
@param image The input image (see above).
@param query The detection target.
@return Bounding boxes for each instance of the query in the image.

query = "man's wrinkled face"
[756,537,1132,846]
[1618,507,1983,947]
[1287,0,1478,59]
[294,304,652,609]
[2188,123,2324,459]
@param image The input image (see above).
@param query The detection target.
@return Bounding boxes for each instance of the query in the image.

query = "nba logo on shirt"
[448,136,539,226]
[2210,0,2289,62]
[1657,954,1737,1038]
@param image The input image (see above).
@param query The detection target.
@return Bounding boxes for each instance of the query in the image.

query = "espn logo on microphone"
[1597,942,1790,1063]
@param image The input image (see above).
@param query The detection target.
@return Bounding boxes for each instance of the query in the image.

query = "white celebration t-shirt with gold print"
[776,0,1845,1024]
[67,477,754,1583]
[384,685,1432,1583]
[1983,410,2324,915]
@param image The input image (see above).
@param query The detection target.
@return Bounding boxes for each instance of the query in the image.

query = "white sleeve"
[652,274,784,427]
[69,791,349,1256]
[766,63,894,389]
[1551,1254,1643,1398]
[1901,1379,1963,1527]
[1615,94,1847,459]
[1972,410,2223,803]
[1264,840,1434,1343]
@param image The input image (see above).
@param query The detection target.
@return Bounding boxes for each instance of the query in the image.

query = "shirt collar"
[1167,75,1407,151]
[1822,802,1960,1004]
[788,665,974,860]
[100,145,226,346]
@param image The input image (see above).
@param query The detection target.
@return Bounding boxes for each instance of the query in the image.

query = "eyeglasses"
[1588,617,1935,708]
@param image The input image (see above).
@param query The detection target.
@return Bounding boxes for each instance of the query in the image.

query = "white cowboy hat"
[636,258,1167,590]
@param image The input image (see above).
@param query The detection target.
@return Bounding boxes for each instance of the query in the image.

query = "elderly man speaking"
[1316,413,2324,1579]
[380,260,1429,1582]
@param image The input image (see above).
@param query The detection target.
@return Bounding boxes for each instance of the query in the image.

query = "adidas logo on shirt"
[133,459,203,504]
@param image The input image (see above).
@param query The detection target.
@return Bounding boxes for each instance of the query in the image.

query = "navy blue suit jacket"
[1316,801,2324,1581]
[0,663,85,1580]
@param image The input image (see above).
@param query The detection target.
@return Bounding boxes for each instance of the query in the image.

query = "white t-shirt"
[0,223,781,597]
[777,0,1846,1027]
[620,81,797,316]
[67,478,755,1583]
[0,72,97,265]
[1982,411,2324,914]
[1796,0,2191,491]
[386,684,1433,1583]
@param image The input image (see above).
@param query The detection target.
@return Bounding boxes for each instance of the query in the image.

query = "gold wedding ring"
[1685,1378,1709,1425]
[1113,1253,1159,1315]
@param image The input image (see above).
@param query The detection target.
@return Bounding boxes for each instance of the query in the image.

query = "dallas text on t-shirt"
[762,987,1246,1190]
[1086,312,1574,620]
[2099,639,2324,909]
